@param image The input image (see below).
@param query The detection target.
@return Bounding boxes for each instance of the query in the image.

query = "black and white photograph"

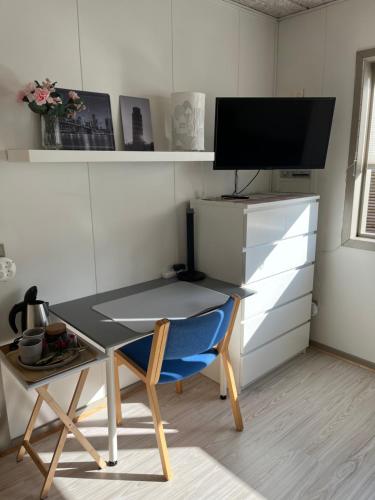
[120,96,154,151]
[57,89,115,150]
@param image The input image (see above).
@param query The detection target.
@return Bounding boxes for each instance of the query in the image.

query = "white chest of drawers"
[191,193,319,390]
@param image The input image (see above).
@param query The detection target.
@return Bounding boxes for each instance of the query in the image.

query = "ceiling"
[232,0,338,18]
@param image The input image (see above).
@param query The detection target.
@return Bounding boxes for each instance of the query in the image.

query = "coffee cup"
[19,337,42,365]
[23,327,45,341]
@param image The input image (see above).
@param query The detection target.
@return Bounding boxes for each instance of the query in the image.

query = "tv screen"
[214,97,335,170]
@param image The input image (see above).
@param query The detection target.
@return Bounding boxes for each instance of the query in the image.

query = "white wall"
[0,0,276,441]
[276,0,375,359]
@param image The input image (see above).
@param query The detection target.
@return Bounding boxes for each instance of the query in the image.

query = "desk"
[50,277,251,465]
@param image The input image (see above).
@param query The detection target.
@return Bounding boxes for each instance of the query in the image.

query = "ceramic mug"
[19,337,42,365]
[23,327,45,341]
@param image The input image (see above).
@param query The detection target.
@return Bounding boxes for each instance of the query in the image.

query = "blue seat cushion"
[120,335,218,384]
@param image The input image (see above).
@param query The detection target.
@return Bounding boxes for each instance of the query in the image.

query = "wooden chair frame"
[17,368,106,499]
[115,294,243,480]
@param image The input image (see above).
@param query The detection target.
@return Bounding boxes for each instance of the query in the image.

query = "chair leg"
[146,383,172,480]
[114,355,123,425]
[175,381,183,394]
[221,351,244,432]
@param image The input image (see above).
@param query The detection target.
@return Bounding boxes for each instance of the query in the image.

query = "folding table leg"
[36,385,106,471]
[17,386,48,463]
[40,370,89,499]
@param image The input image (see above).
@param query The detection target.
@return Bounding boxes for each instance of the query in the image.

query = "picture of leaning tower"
[121,96,154,151]
[132,107,144,146]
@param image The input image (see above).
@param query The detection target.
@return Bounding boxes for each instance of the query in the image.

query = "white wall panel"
[77,0,172,151]
[89,163,176,292]
[0,0,82,150]
[277,9,326,98]
[174,162,206,262]
[239,9,276,97]
[173,0,239,151]
[274,8,326,194]
[0,0,99,442]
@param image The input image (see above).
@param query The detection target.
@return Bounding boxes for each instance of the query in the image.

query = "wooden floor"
[2,347,375,500]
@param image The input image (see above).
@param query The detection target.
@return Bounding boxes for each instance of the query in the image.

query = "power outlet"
[0,244,5,258]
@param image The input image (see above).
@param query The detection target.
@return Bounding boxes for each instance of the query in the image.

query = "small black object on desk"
[177,207,206,282]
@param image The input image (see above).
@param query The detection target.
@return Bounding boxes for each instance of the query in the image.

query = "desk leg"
[220,356,227,400]
[106,348,118,466]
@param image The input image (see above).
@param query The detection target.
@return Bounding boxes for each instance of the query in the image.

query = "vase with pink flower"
[17,79,85,150]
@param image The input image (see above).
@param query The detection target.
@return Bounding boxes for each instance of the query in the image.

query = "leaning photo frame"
[56,89,115,150]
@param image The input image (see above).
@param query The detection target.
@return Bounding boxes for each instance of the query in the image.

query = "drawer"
[240,322,310,388]
[242,294,312,354]
[245,201,318,247]
[243,265,314,318]
[244,233,316,284]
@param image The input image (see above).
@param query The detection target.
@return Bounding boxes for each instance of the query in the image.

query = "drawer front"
[242,294,312,354]
[244,234,316,284]
[243,265,314,319]
[245,201,318,247]
[240,323,310,388]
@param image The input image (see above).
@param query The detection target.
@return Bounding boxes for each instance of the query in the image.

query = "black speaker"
[177,208,206,282]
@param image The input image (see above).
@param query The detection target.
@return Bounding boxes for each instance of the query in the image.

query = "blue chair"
[114,294,243,480]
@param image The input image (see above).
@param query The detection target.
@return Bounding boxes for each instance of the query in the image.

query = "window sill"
[342,235,375,251]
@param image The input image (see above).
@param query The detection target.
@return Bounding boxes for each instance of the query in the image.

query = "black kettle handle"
[8,302,25,334]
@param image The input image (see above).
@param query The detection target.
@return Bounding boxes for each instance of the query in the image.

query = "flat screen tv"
[214,97,336,170]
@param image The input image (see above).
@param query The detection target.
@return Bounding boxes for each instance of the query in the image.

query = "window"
[343,49,375,249]
[359,87,375,236]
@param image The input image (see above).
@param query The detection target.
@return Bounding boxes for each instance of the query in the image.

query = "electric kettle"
[9,286,49,334]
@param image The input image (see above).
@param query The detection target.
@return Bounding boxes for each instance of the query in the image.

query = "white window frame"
[342,49,375,250]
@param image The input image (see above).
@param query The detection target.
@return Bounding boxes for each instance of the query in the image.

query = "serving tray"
[17,349,80,371]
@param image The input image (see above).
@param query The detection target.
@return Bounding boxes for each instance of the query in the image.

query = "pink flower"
[16,90,26,103]
[16,81,36,103]
[34,87,50,106]
[47,95,62,106]
[68,90,80,100]
[42,78,53,89]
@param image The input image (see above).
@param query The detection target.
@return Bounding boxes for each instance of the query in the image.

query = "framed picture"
[56,89,115,150]
[120,96,154,151]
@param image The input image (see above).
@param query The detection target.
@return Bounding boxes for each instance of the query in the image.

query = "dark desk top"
[50,277,252,351]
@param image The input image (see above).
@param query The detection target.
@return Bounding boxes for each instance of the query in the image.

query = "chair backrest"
[162,296,235,360]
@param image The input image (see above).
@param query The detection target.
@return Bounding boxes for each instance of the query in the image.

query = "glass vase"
[41,115,62,150]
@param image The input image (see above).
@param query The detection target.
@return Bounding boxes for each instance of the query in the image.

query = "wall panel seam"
[76,0,98,293]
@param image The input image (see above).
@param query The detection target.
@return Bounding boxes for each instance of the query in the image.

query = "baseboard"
[310,340,375,372]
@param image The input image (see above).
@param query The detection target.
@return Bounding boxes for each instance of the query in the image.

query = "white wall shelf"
[5,150,215,163]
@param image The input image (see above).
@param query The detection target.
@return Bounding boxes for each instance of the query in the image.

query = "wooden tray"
[5,345,98,384]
